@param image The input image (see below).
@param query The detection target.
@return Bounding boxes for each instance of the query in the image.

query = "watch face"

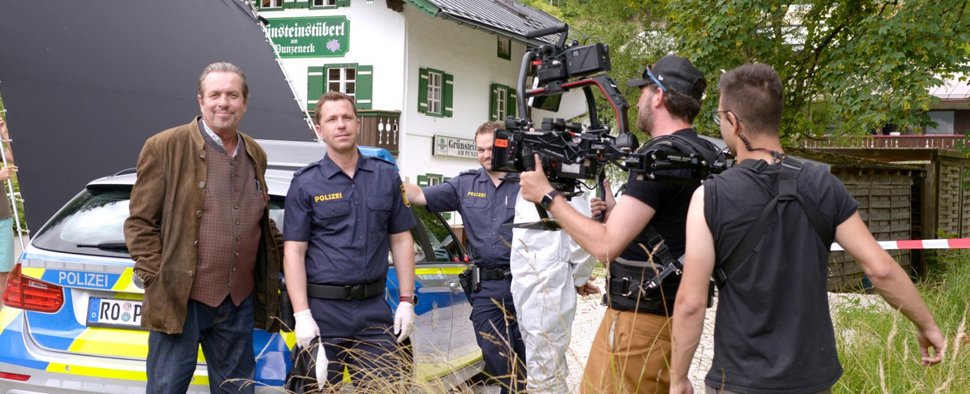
[541,193,555,209]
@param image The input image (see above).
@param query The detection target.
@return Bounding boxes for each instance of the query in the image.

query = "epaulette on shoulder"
[292,161,320,176]
[368,154,397,167]
[458,168,479,176]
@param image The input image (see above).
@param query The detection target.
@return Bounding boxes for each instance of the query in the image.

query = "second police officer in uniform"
[404,121,526,392]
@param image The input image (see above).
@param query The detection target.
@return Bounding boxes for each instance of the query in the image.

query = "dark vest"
[190,139,266,307]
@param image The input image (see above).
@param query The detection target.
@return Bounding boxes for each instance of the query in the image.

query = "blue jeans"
[147,296,255,394]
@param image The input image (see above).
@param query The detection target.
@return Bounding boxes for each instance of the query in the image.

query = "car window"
[30,186,466,265]
[413,207,466,263]
[269,197,284,232]
[31,188,130,258]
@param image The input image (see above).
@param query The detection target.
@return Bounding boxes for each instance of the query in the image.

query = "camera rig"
[492,24,730,300]
[491,24,728,202]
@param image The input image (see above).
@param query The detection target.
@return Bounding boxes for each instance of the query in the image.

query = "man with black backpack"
[669,63,944,394]
[519,55,719,393]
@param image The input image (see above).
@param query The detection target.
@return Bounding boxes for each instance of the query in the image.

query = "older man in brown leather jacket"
[124,62,281,394]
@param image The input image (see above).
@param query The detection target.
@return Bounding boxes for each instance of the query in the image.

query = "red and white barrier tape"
[831,238,970,251]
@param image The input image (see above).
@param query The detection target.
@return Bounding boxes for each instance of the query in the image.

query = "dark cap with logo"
[627,55,706,101]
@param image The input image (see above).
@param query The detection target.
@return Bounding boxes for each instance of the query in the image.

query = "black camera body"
[534,42,611,85]
[492,24,728,196]
[492,118,617,195]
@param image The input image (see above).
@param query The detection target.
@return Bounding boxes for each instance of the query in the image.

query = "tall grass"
[833,250,969,393]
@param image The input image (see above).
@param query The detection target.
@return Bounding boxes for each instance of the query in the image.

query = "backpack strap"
[713,157,832,287]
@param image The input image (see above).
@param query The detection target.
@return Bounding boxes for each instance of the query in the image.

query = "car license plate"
[87,298,143,328]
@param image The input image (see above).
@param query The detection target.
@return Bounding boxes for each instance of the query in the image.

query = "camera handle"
[594,170,606,222]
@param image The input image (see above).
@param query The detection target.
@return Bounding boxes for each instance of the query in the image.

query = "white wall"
[399,6,527,179]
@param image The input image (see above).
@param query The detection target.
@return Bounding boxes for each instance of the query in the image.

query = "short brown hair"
[718,63,783,135]
[643,85,703,123]
[475,121,504,138]
[313,91,358,123]
[198,62,248,101]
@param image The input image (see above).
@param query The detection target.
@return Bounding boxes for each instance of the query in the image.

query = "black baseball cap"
[627,55,706,101]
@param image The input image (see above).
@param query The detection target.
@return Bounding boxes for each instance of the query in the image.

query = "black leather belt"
[479,266,512,281]
[306,278,384,300]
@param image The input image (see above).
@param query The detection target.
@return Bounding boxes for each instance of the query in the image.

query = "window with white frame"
[427,71,442,114]
[328,67,356,98]
[418,67,453,117]
[495,88,507,120]
[490,83,517,121]
[306,64,373,111]
[260,0,283,8]
[313,0,337,6]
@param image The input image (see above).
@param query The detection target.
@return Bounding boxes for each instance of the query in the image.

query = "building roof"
[406,0,562,44]
[930,75,970,100]
[928,74,969,110]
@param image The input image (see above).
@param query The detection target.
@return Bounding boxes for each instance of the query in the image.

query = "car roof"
[84,139,389,198]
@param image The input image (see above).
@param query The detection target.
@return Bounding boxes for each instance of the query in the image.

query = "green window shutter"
[506,87,517,119]
[417,68,428,114]
[306,66,325,111]
[336,0,350,6]
[489,83,499,121]
[417,175,429,187]
[356,65,373,110]
[287,0,309,9]
[443,73,454,117]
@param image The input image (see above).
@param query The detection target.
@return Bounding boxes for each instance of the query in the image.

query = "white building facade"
[256,0,587,220]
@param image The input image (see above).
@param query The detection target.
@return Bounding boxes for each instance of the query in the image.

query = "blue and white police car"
[0,141,482,392]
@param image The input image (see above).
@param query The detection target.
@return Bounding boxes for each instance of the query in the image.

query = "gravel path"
[564,278,880,393]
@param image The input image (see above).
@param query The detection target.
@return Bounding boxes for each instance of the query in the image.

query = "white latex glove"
[314,341,329,382]
[393,301,415,342]
[293,309,320,349]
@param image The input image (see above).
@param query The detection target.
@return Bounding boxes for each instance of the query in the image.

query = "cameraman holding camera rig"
[519,55,717,393]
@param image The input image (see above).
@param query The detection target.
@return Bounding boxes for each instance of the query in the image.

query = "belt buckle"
[619,277,634,297]
[347,284,365,300]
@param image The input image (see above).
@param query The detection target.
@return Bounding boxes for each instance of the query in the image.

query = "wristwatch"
[540,190,560,210]
[399,294,418,305]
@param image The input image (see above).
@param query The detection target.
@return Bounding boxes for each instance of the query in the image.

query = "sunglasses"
[643,67,668,93]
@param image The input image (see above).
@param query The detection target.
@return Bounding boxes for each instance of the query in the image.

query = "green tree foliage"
[558,0,970,143]
[556,1,665,142]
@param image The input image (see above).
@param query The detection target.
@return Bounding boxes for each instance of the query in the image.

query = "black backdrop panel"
[0,0,314,230]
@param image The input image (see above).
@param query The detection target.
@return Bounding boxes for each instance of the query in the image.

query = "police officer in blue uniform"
[404,121,525,393]
[283,91,417,392]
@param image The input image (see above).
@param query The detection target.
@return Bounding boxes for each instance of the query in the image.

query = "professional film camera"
[492,24,731,302]
[491,24,729,197]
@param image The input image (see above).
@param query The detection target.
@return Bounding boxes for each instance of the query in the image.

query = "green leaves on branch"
[558,0,970,141]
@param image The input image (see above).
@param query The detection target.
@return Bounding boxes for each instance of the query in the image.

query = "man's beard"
[636,105,654,135]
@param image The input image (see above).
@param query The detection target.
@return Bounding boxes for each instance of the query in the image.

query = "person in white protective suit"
[510,186,609,393]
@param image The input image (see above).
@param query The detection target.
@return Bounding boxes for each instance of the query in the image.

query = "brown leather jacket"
[124,118,281,334]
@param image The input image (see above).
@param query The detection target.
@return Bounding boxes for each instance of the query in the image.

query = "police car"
[0,141,482,392]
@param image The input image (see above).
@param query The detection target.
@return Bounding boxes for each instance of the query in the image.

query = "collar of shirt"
[200,119,240,158]
[318,150,376,179]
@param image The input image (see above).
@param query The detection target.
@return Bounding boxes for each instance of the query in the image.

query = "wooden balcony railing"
[803,135,966,150]
[357,110,400,155]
